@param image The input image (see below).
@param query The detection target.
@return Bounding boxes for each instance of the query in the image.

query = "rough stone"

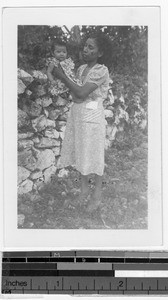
[56,157,62,168]
[108,90,115,105]
[103,99,109,107]
[46,119,56,128]
[35,137,60,148]
[58,112,68,121]
[60,125,66,132]
[18,132,34,139]
[23,102,42,118]
[18,69,33,84]
[107,125,118,141]
[18,214,25,226]
[35,97,52,107]
[18,149,37,171]
[18,109,30,129]
[32,137,40,144]
[44,109,49,118]
[25,89,32,96]
[18,148,32,165]
[18,79,26,94]
[105,139,112,150]
[32,115,47,132]
[48,109,61,120]
[59,125,66,140]
[36,85,46,97]
[59,131,65,140]
[35,98,43,106]
[18,179,33,194]
[30,170,43,180]
[25,155,37,171]
[106,105,114,111]
[56,96,67,106]
[106,124,113,137]
[62,106,69,113]
[104,109,114,118]
[33,177,45,191]
[52,147,60,157]
[56,121,67,129]
[32,70,48,81]
[18,139,34,150]
[45,128,60,139]
[31,147,40,158]
[57,168,69,178]
[18,166,30,184]
[36,149,55,170]
[44,165,57,183]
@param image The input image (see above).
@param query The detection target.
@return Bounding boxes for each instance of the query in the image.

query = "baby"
[47,39,78,96]
[47,39,67,84]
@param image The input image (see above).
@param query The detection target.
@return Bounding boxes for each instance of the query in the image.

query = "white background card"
[0,0,168,251]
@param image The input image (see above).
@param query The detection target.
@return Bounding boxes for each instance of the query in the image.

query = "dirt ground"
[18,130,148,230]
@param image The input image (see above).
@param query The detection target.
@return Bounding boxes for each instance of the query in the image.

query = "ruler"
[1,251,168,295]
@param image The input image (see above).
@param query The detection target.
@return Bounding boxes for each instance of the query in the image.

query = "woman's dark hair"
[90,33,113,70]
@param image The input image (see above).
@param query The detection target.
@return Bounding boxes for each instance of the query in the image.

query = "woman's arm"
[53,66,97,102]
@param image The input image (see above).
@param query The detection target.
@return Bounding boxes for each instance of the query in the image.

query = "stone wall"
[18,69,115,194]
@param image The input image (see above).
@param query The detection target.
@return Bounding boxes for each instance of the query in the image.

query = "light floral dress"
[59,63,110,176]
[46,57,78,95]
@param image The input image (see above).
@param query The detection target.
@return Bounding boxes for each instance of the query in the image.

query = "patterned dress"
[59,63,110,176]
[46,57,78,96]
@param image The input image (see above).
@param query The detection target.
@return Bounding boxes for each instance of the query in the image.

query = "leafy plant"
[18,25,148,145]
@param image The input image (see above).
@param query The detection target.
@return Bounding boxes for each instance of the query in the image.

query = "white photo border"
[1,3,166,250]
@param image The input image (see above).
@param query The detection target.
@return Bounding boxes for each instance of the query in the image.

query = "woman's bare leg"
[93,174,102,200]
[86,174,103,212]
[80,174,89,198]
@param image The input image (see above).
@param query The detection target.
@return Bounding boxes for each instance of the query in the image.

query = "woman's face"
[83,38,102,63]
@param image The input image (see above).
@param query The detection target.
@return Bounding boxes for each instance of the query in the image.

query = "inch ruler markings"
[1,251,168,295]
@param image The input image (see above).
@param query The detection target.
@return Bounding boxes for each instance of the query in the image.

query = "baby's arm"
[47,63,56,84]
[53,66,98,102]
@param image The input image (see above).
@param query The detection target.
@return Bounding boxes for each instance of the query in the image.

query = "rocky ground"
[18,130,148,230]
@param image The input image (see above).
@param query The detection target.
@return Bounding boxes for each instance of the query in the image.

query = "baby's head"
[52,39,67,62]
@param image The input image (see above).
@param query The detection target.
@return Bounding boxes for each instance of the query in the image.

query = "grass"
[18,129,148,230]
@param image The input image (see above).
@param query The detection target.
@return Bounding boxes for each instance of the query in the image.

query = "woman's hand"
[52,66,98,100]
[52,64,65,80]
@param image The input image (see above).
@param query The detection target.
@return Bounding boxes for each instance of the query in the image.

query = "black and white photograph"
[17,24,148,230]
[2,5,163,247]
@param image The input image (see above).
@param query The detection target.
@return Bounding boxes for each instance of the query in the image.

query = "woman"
[53,33,112,212]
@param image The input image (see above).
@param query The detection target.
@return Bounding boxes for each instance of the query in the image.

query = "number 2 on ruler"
[119,281,124,288]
